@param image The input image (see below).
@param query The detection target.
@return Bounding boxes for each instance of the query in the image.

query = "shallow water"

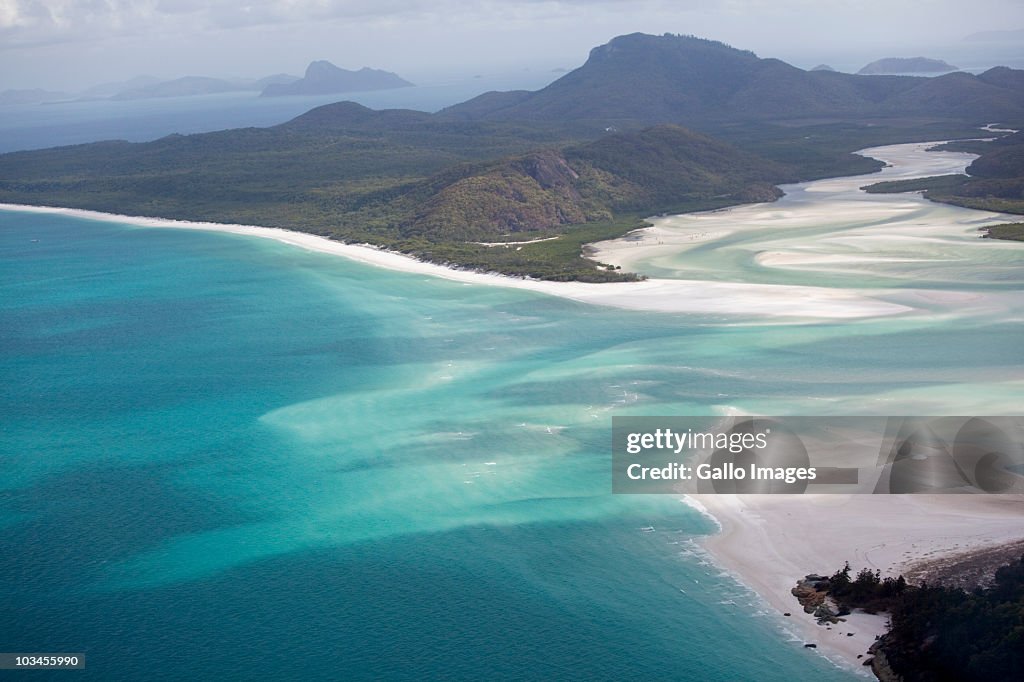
[1,141,1021,679]
[602,143,1023,297]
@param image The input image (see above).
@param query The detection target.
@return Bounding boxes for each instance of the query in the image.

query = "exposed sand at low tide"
[0,203,910,320]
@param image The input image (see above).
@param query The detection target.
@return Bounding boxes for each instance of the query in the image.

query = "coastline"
[0,202,911,321]
[693,493,1024,673]
[5,137,1024,675]
[588,140,1019,277]
[5,139,1017,323]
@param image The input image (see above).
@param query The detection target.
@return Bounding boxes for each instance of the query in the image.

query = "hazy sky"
[2,0,1023,91]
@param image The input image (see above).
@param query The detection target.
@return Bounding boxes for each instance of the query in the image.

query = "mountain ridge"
[440,33,1024,125]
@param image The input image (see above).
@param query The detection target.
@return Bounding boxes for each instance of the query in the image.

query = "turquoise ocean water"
[1,171,1021,679]
[0,210,865,681]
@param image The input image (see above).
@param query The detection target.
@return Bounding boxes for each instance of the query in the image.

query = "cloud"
[1,0,683,47]
[0,1,21,29]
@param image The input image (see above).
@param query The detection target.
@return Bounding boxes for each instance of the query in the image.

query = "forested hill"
[441,33,1024,126]
[399,125,792,242]
[0,116,790,281]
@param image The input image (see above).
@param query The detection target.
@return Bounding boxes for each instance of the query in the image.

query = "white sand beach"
[5,137,1023,674]
[588,141,1019,289]
[0,202,911,320]
[695,493,1024,671]
[4,140,1017,324]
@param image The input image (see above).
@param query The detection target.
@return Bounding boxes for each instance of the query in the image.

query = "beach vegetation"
[820,556,1024,681]
[863,130,1024,225]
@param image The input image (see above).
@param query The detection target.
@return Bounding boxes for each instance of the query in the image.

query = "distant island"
[260,61,413,97]
[0,61,412,105]
[857,57,958,75]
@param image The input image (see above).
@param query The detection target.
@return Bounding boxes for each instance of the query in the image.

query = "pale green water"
[0,141,1021,680]
[611,142,1024,295]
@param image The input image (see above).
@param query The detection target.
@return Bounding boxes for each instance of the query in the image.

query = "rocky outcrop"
[791,574,843,624]
[867,637,903,682]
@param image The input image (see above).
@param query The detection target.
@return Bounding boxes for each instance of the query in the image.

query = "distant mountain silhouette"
[977,66,1024,91]
[261,61,413,97]
[811,64,836,72]
[441,33,1024,124]
[857,57,958,75]
[253,74,301,89]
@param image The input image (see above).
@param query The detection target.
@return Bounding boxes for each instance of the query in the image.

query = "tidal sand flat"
[591,141,1022,312]
[1,139,1022,679]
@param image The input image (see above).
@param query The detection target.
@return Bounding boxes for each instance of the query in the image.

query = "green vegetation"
[862,130,1024,224]
[2,32,1023,279]
[819,558,1024,681]
[398,217,652,282]
[0,105,582,239]
[825,562,908,615]
[864,175,1024,218]
[926,194,1024,215]
[983,223,1024,241]
[862,174,972,194]
[0,116,793,279]
[1,108,1000,279]
[710,120,993,181]
[928,139,994,154]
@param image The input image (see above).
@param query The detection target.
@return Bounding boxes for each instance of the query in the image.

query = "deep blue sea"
[0,211,866,680]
